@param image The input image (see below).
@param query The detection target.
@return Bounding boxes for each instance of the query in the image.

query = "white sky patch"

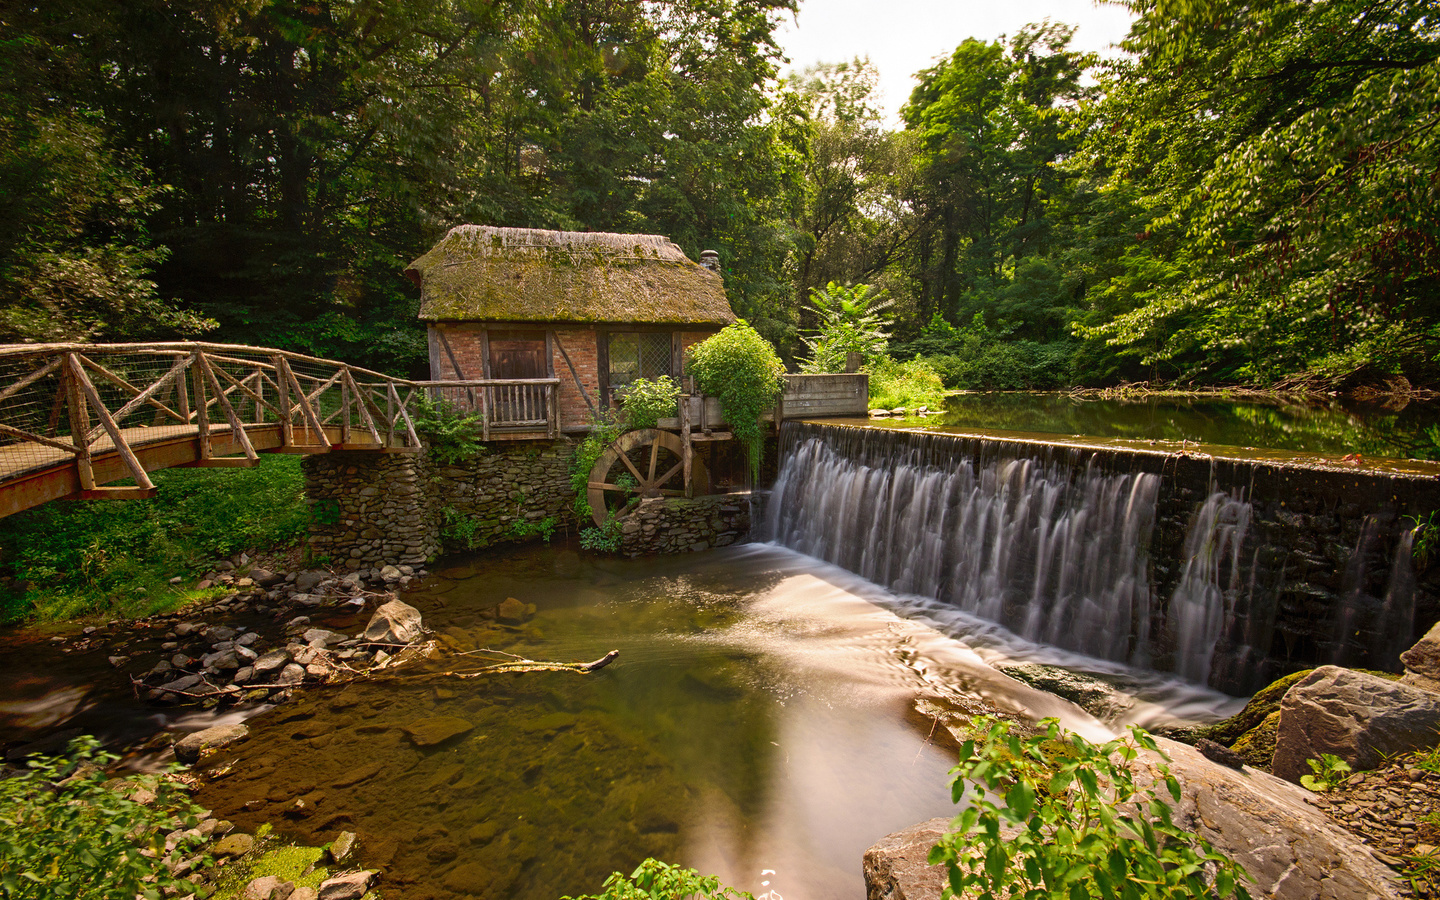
[776,0,1136,125]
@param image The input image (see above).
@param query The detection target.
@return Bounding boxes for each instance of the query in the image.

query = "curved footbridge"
[0,342,540,519]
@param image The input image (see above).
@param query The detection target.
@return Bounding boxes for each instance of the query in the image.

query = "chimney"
[699,250,720,272]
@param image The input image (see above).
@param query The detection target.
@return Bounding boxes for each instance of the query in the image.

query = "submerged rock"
[1271,665,1440,783]
[996,663,1133,721]
[403,716,474,747]
[317,870,374,900]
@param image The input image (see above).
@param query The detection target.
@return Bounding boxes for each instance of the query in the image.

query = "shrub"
[564,858,752,900]
[799,281,893,374]
[411,392,485,465]
[619,376,680,430]
[0,736,208,900]
[688,320,785,481]
[929,717,1252,900]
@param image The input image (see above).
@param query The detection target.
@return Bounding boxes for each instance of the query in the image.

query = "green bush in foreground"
[564,859,753,900]
[931,717,1251,900]
[619,376,681,430]
[0,737,207,900]
[688,320,785,482]
[867,357,947,411]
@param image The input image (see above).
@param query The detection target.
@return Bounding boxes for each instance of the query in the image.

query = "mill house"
[405,225,734,439]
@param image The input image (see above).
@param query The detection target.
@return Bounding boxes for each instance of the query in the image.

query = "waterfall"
[768,430,1162,668]
[1168,491,1252,684]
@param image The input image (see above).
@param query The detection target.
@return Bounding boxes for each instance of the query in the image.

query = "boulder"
[211,832,255,857]
[202,649,243,671]
[496,597,531,625]
[253,649,292,676]
[277,663,307,686]
[1400,621,1440,682]
[317,870,374,900]
[867,737,1404,900]
[302,628,350,648]
[863,817,950,900]
[1271,665,1440,782]
[361,600,423,645]
[174,723,250,764]
[207,625,239,643]
[379,564,401,582]
[293,571,326,593]
[243,875,295,900]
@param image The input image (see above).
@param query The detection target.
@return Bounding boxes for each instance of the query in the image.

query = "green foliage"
[687,320,786,481]
[0,455,306,622]
[929,717,1252,900]
[578,515,624,554]
[570,417,623,525]
[620,376,681,430]
[1415,738,1440,776]
[896,314,1075,390]
[1408,512,1439,572]
[508,516,558,543]
[564,858,753,900]
[866,358,947,411]
[1299,754,1353,793]
[439,506,484,551]
[0,736,208,900]
[309,499,341,527]
[412,394,486,466]
[799,281,894,373]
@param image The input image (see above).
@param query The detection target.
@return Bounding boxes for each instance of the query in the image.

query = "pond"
[174,542,1238,900]
[926,392,1440,461]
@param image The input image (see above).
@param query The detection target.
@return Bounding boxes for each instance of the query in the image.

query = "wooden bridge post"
[273,356,292,449]
[62,353,95,491]
[191,353,211,459]
[339,371,352,445]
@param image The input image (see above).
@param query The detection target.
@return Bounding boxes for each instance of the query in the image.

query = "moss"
[1196,668,1314,746]
[1230,709,1282,769]
[210,840,329,900]
[408,225,733,325]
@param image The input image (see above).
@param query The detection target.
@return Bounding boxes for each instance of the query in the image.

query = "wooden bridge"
[0,342,559,520]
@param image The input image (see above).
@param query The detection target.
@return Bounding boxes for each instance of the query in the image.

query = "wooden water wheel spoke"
[585,428,710,527]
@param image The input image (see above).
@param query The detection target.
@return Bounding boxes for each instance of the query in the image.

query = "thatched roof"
[407,225,735,325]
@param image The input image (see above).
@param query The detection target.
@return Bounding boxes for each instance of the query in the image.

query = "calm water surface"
[181,543,1237,900]
[932,393,1440,461]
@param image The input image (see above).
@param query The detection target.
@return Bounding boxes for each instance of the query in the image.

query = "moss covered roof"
[407,225,735,325]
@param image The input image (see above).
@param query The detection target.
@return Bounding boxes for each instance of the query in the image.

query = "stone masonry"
[619,495,751,556]
[302,440,753,566]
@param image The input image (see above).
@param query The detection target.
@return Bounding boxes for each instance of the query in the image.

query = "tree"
[1074,0,1440,384]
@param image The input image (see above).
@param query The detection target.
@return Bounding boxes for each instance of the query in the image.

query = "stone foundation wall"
[428,440,577,550]
[303,439,753,565]
[302,452,440,568]
[619,495,751,557]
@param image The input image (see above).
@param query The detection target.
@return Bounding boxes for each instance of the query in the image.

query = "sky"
[775,0,1136,124]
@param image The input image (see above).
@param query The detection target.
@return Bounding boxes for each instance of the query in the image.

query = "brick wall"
[552,328,601,429]
[430,324,485,381]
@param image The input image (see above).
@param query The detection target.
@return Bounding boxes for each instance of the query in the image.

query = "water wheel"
[586,429,709,527]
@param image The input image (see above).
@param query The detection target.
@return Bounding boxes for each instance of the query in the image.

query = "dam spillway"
[767,420,1440,694]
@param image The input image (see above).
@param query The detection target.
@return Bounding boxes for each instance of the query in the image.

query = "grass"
[867,357,948,410]
[0,454,308,623]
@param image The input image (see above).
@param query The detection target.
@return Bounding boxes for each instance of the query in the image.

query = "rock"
[1401,670,1440,693]
[1196,738,1247,769]
[211,832,255,857]
[207,625,239,643]
[496,597,530,625]
[998,663,1132,721]
[202,649,243,671]
[868,409,890,418]
[174,622,203,637]
[863,817,950,900]
[169,576,184,585]
[317,870,374,900]
[250,568,287,587]
[1196,669,1314,746]
[159,674,203,693]
[361,599,423,645]
[243,875,295,900]
[869,737,1406,900]
[1401,621,1440,682]
[293,571,326,593]
[171,652,196,669]
[253,649,292,676]
[1229,709,1282,769]
[890,407,907,416]
[233,666,255,684]
[328,831,357,863]
[403,716,474,747]
[379,564,401,582]
[108,655,128,667]
[1271,665,1440,782]
[302,628,349,647]
[278,663,306,686]
[291,890,318,900]
[174,723,250,764]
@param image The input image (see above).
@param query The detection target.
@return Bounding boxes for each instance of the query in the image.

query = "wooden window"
[606,331,674,389]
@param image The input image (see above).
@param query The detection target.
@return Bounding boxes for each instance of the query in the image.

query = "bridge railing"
[0,342,429,500]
